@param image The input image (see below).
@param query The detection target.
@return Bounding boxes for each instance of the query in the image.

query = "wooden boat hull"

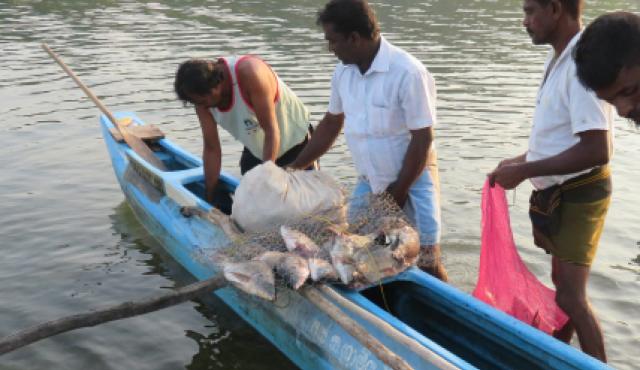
[100,112,610,370]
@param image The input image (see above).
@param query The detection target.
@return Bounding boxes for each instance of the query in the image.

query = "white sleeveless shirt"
[211,56,310,159]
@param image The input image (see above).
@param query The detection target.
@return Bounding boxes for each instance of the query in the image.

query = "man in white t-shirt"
[489,0,613,362]
[290,0,448,281]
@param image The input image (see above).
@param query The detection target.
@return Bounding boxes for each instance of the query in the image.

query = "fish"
[255,251,310,290]
[278,254,310,290]
[280,225,320,258]
[353,247,400,283]
[388,224,420,263]
[308,257,338,281]
[255,250,287,268]
[222,260,276,301]
[329,238,358,285]
[331,255,357,285]
[326,226,379,284]
[326,224,375,250]
[367,217,420,265]
[326,218,420,285]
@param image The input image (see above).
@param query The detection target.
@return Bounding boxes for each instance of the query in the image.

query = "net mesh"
[188,192,420,293]
[220,192,407,262]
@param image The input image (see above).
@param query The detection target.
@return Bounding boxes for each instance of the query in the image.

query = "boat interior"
[360,282,546,370]
[153,144,234,215]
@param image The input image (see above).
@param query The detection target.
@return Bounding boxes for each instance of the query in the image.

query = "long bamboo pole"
[316,285,457,370]
[0,275,227,355]
[0,279,416,370]
[41,43,167,170]
[302,287,414,370]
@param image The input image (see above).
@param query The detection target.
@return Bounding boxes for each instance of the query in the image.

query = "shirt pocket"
[367,105,393,136]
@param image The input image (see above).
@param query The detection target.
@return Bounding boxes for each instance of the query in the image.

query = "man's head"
[316,0,380,65]
[574,12,640,126]
[174,59,224,108]
[522,0,583,45]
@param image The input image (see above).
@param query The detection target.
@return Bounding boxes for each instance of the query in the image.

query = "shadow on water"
[108,201,298,370]
[610,241,640,277]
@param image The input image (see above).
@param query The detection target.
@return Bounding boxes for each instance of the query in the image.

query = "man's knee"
[555,288,588,316]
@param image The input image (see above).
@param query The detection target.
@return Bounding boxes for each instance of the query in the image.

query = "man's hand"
[488,153,527,188]
[386,182,409,208]
[488,163,528,189]
[496,156,522,169]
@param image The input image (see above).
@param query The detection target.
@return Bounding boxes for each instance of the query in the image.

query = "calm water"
[1,1,638,369]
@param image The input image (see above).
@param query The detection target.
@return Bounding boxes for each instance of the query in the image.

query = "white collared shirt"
[328,36,437,193]
[527,32,614,190]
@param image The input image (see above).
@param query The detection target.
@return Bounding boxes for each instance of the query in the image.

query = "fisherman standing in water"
[290,0,448,281]
[489,0,613,362]
[174,56,315,204]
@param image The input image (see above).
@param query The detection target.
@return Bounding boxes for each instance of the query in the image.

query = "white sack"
[231,161,346,232]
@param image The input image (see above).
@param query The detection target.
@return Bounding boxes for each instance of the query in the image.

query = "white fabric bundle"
[231,161,346,232]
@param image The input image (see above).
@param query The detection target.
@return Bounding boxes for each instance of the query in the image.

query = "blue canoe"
[100,112,611,370]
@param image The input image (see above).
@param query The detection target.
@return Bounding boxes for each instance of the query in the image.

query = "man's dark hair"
[534,0,583,20]
[316,0,379,40]
[174,59,223,105]
[574,12,640,91]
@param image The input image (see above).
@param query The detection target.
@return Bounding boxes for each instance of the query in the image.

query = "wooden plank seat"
[110,124,165,143]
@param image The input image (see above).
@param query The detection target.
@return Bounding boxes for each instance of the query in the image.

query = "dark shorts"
[239,126,316,175]
[529,166,611,266]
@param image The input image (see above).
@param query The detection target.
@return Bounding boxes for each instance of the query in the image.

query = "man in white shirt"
[574,12,640,127]
[290,0,448,281]
[489,0,613,362]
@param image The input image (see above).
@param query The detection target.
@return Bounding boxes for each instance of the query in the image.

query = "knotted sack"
[232,161,346,232]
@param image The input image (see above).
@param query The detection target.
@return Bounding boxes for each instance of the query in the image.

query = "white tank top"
[211,56,310,159]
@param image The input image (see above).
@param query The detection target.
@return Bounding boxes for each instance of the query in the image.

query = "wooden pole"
[316,285,457,370]
[1,277,417,370]
[302,287,414,370]
[0,275,227,355]
[41,43,167,171]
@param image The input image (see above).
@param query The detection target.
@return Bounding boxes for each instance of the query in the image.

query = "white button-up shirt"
[527,32,614,190]
[328,37,437,193]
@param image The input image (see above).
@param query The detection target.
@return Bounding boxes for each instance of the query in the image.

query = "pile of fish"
[183,207,420,301]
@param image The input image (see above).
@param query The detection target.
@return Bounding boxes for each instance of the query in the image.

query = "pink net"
[472,181,568,335]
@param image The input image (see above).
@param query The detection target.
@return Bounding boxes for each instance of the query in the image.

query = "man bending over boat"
[174,56,315,204]
[489,0,613,362]
[289,0,448,281]
[574,12,640,128]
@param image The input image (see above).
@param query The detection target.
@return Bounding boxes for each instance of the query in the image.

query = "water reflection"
[109,202,297,369]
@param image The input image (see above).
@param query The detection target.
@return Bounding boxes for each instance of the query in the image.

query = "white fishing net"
[185,191,421,297]
[182,164,424,300]
[227,192,406,258]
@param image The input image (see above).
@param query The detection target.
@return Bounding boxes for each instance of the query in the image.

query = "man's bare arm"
[387,127,433,207]
[289,112,344,169]
[489,130,610,189]
[195,105,222,203]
